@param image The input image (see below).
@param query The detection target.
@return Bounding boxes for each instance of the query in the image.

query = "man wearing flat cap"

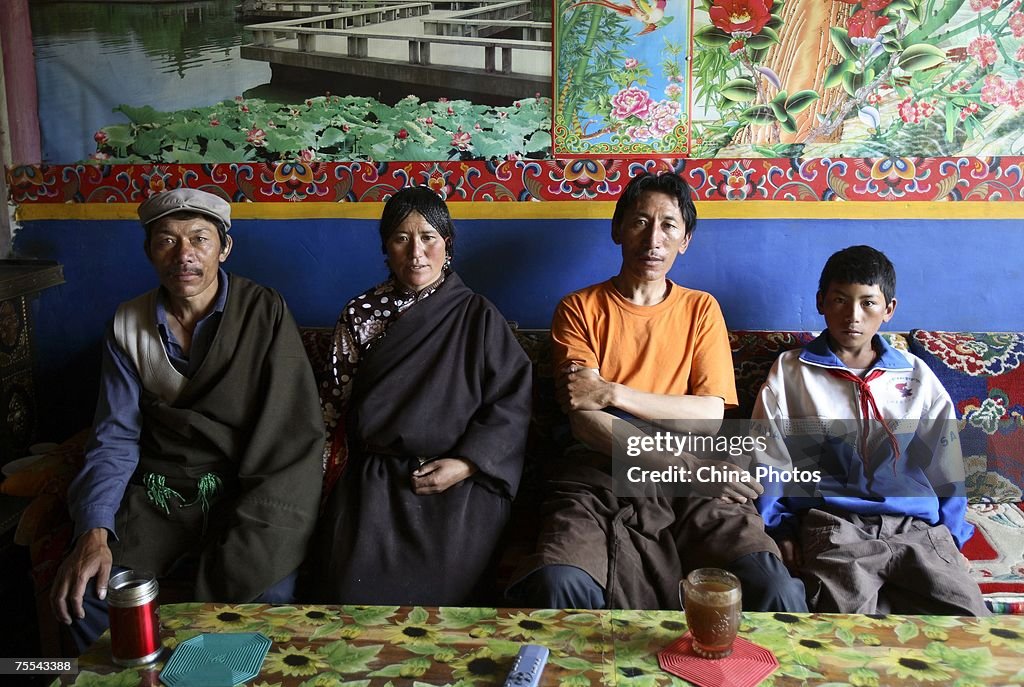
[51,188,325,650]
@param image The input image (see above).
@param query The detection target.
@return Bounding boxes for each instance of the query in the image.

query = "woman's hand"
[411,458,477,494]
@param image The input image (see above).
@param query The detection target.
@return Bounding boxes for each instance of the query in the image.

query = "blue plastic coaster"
[160,632,272,687]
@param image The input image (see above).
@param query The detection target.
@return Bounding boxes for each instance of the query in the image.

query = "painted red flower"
[246,127,267,147]
[847,9,889,39]
[397,128,409,139]
[94,130,108,144]
[451,130,472,151]
[709,0,773,36]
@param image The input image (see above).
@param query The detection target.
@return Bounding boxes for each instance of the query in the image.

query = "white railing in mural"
[422,0,549,42]
[245,1,550,75]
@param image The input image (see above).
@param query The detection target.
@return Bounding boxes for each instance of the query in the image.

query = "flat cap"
[138,188,231,231]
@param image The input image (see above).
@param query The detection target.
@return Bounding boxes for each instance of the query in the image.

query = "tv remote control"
[503,644,549,687]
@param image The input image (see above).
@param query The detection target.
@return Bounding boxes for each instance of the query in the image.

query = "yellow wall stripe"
[15,200,1024,222]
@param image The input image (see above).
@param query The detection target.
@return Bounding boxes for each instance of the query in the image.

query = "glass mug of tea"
[680,568,742,659]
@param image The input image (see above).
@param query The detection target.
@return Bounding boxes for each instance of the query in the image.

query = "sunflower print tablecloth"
[54,605,1024,686]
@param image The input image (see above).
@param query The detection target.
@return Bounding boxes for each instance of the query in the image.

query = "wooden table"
[56,604,1024,686]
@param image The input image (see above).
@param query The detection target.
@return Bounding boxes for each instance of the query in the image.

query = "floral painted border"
[8,156,1024,203]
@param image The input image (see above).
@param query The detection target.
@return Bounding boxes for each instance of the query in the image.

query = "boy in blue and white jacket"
[753,245,988,615]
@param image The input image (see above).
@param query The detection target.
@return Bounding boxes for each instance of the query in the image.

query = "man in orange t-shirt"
[509,172,807,611]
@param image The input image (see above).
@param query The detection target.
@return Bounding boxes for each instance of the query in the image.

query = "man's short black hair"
[818,245,896,303]
[612,173,697,238]
[145,211,228,251]
[379,186,455,257]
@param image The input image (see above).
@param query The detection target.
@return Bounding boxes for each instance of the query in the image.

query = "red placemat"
[658,633,778,687]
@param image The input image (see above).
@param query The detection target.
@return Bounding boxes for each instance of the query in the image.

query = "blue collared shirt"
[68,270,230,540]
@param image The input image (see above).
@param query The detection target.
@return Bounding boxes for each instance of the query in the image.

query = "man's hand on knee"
[51,528,113,624]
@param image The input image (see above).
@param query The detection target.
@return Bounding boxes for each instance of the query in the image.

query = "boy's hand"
[777,536,802,572]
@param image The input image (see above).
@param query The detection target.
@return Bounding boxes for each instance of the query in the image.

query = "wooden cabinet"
[0,260,64,465]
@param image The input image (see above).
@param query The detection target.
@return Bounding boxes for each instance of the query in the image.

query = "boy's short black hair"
[818,245,896,303]
[612,172,697,238]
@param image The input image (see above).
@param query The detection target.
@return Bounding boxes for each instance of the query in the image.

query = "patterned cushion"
[726,331,908,419]
[964,502,1024,614]
[909,331,1024,503]
[728,331,817,419]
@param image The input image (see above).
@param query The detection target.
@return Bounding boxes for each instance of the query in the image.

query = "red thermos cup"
[107,569,163,666]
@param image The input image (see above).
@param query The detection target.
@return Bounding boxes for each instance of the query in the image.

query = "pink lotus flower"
[240,104,250,113]
[451,130,472,150]
[624,57,640,69]
[438,97,449,103]
[425,116,434,125]
[969,0,999,9]
[968,35,999,68]
[209,118,220,126]
[506,152,520,161]
[498,111,508,119]
[235,96,244,102]
[94,130,108,144]
[397,128,409,139]
[447,106,455,115]
[299,149,315,162]
[610,87,654,121]
[1017,44,1024,62]
[246,127,267,147]
[474,123,482,130]
[342,124,351,132]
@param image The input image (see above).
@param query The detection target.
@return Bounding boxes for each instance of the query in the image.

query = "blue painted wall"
[15,215,1024,438]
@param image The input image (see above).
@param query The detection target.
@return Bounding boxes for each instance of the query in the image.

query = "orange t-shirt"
[551,279,738,408]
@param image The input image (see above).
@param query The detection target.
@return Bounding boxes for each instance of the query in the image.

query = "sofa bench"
[5,328,1023,654]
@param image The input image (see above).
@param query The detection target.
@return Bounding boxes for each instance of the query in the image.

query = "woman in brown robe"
[312,187,532,605]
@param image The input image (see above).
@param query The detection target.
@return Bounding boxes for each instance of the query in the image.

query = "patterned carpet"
[965,502,1024,613]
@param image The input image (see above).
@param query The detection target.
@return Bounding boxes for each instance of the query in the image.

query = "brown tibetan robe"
[108,275,325,602]
[313,274,531,605]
